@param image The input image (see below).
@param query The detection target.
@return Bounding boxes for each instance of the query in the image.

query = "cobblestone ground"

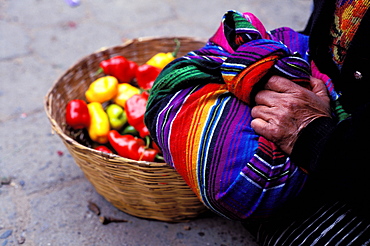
[0,0,311,245]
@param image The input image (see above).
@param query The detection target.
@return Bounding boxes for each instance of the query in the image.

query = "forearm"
[290,116,336,173]
[291,103,370,216]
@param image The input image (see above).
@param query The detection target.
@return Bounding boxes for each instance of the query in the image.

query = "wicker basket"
[44,37,208,222]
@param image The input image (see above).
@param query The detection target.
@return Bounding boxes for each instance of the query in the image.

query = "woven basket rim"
[44,36,207,167]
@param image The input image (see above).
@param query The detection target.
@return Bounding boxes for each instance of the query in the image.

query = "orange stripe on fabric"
[186,85,228,194]
[169,84,227,198]
[226,55,278,104]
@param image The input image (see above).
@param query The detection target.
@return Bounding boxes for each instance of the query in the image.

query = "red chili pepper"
[95,145,113,154]
[152,141,162,154]
[108,130,158,162]
[99,56,138,84]
[125,94,150,138]
[65,99,91,129]
[135,64,161,90]
[141,90,150,99]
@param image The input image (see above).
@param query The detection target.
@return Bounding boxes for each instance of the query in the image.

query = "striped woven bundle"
[145,10,315,220]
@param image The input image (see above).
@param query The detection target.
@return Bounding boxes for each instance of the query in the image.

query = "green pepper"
[121,125,140,137]
[106,104,127,130]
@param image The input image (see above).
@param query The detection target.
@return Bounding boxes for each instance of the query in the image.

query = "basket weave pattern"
[44,37,208,222]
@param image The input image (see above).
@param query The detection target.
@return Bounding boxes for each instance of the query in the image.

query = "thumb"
[310,77,329,101]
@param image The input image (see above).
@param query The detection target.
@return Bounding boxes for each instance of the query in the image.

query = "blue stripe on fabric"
[156,86,201,166]
[197,93,231,215]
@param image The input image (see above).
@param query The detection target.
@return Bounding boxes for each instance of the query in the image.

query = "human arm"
[251,75,332,155]
[251,75,370,217]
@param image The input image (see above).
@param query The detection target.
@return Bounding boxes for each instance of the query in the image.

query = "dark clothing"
[250,201,370,245]
[291,0,370,218]
[245,0,370,244]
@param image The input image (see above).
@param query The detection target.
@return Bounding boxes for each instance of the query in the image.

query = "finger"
[251,118,270,136]
[251,105,273,120]
[254,90,276,106]
[251,118,278,142]
[309,76,329,99]
[254,88,288,108]
[265,75,301,93]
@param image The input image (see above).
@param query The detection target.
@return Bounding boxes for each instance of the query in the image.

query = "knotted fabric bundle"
[145,10,325,220]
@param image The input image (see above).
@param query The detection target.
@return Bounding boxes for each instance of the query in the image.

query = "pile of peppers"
[65,40,180,162]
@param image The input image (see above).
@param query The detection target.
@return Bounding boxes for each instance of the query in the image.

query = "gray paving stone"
[88,1,177,29]
[5,0,86,29]
[0,58,58,120]
[30,21,123,69]
[0,112,83,195]
[0,21,31,60]
[0,0,314,245]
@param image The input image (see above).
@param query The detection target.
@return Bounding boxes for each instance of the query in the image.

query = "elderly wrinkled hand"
[251,75,332,154]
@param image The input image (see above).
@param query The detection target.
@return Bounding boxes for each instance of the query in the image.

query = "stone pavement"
[0,0,311,245]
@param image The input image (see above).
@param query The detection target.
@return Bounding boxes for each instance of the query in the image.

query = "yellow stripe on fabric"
[185,84,228,197]
[222,74,235,83]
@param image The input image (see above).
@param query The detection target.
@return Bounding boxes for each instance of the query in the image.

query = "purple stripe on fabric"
[207,98,245,187]
[213,101,256,189]
[156,87,196,166]
[227,41,290,64]
[200,96,258,215]
[275,57,311,79]
[241,154,298,189]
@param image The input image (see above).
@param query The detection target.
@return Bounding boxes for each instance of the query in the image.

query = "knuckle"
[268,75,280,84]
[266,78,278,89]
[254,90,267,103]
[251,107,258,117]
[250,119,257,129]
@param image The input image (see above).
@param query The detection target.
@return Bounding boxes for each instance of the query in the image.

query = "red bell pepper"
[99,56,138,84]
[94,145,113,154]
[108,130,158,162]
[135,64,161,90]
[125,93,150,138]
[65,99,91,129]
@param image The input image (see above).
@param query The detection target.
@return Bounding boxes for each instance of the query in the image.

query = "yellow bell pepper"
[85,76,118,103]
[146,39,181,69]
[87,102,110,144]
[113,83,141,108]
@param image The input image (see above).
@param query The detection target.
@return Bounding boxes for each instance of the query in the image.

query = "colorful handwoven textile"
[330,0,370,67]
[145,10,332,220]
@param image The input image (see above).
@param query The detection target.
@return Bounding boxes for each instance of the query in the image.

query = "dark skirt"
[243,200,370,246]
